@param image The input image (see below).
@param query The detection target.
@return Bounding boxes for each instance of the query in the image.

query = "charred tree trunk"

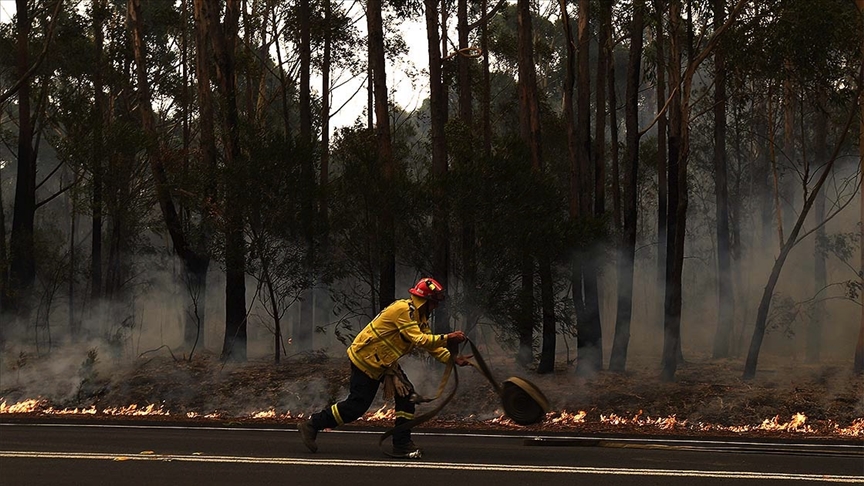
[610,0,644,373]
[711,0,733,359]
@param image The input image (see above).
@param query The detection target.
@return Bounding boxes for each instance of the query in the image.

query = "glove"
[446,330,466,344]
[454,354,473,367]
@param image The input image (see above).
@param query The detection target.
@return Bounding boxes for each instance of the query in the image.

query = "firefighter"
[298,277,470,458]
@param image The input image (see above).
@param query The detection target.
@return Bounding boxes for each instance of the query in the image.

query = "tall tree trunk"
[320,0,331,237]
[559,0,580,368]
[595,1,609,218]
[6,0,37,314]
[661,0,684,382]
[188,0,217,351]
[462,0,480,339]
[427,0,450,334]
[807,94,828,363]
[209,0,247,362]
[91,0,106,302]
[297,0,315,353]
[711,0,733,359]
[608,8,621,231]
[654,0,669,332]
[516,0,542,367]
[662,0,747,381]
[575,0,602,375]
[610,0,644,373]
[368,0,395,309]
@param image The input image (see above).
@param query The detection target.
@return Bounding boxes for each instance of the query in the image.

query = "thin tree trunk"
[768,95,785,249]
[68,187,77,339]
[610,0,644,373]
[808,94,828,363]
[711,0,733,359]
[743,86,858,380]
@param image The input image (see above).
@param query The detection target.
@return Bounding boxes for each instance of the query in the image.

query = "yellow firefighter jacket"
[347,295,451,380]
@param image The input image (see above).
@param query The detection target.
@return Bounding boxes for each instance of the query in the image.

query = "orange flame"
[362,404,395,421]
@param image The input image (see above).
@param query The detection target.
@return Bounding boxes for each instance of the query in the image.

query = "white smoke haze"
[0,155,861,429]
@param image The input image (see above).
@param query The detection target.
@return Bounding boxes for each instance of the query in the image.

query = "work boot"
[298,420,318,453]
[391,440,422,459]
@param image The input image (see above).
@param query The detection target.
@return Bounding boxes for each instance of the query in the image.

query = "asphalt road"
[0,421,862,485]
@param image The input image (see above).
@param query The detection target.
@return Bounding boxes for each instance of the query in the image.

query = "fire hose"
[379,338,550,457]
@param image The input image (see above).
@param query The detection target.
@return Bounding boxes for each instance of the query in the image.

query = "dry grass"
[1,350,862,442]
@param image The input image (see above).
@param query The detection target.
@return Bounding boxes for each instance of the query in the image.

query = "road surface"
[1,421,861,485]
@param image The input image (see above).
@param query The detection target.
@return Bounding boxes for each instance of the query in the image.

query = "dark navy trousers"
[310,362,416,445]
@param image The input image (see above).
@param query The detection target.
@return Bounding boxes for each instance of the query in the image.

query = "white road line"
[0,451,861,483]
[1,423,860,452]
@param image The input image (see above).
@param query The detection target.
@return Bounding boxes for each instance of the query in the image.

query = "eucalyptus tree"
[610,0,646,373]
[736,0,861,379]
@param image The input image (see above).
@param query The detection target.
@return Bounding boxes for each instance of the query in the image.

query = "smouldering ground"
[1,350,862,441]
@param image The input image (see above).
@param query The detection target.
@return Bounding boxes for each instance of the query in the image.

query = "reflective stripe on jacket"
[347,295,450,380]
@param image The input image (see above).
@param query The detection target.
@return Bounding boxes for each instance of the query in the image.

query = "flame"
[549,410,587,424]
[0,399,45,413]
[186,411,222,419]
[362,404,395,421]
[248,409,303,420]
[0,400,170,416]
[1,397,861,437]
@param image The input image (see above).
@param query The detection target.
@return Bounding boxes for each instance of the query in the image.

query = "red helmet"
[409,278,445,302]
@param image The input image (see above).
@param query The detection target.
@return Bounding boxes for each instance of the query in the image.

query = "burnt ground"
[1,349,862,443]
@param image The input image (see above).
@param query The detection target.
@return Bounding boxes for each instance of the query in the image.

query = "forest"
[0,0,862,388]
